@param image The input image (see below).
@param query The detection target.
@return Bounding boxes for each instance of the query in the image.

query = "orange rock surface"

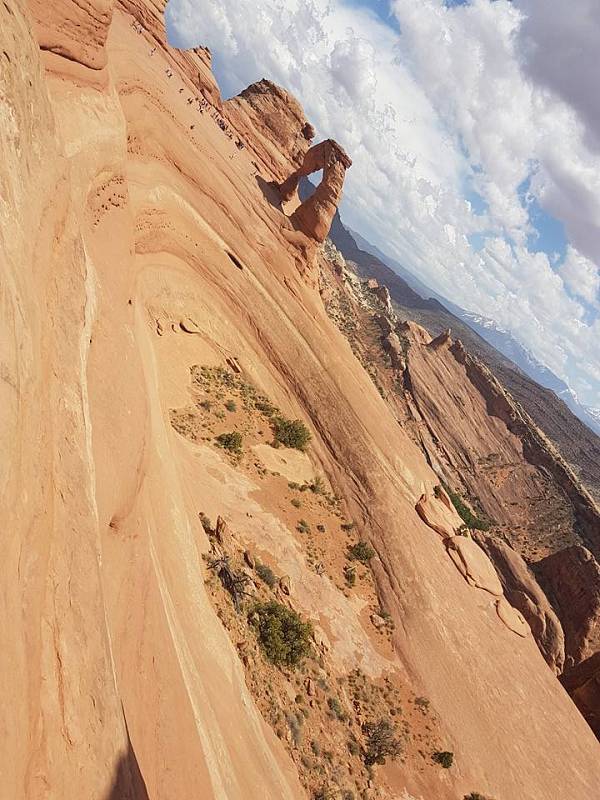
[1,1,600,798]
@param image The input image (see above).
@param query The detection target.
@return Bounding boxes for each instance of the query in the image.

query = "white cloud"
[560,247,600,308]
[165,0,600,408]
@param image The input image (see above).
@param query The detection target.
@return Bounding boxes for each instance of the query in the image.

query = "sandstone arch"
[278,139,352,242]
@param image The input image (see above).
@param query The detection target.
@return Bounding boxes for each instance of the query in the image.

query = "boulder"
[496,597,530,637]
[383,332,405,371]
[428,328,452,350]
[475,533,565,673]
[301,122,315,140]
[446,536,503,596]
[214,515,233,549]
[372,285,393,315]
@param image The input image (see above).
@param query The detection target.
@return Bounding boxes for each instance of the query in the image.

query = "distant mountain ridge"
[345,225,600,439]
[321,196,600,501]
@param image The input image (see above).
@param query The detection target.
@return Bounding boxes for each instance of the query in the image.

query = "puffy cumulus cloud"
[165,0,600,408]
[559,248,600,309]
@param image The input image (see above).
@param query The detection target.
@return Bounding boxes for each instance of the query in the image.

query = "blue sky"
[166,0,600,409]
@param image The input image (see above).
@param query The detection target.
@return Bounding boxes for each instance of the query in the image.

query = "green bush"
[362,718,402,766]
[215,431,242,453]
[225,399,237,412]
[255,562,277,589]
[443,484,490,531]
[347,541,375,563]
[272,416,311,451]
[433,750,454,769]
[249,601,313,667]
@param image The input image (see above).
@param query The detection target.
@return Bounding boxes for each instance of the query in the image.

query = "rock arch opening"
[278,139,352,243]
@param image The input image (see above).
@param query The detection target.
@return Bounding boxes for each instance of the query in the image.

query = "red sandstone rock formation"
[3,1,600,797]
[225,78,313,179]
[475,533,565,673]
[278,139,352,242]
[536,545,600,668]
[561,652,600,739]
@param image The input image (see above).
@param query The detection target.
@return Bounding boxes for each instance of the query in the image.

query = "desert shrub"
[444,484,490,531]
[347,541,375,563]
[199,399,212,411]
[362,718,402,766]
[225,399,237,412]
[313,788,334,800]
[255,562,277,589]
[327,696,347,721]
[316,524,325,533]
[291,498,302,508]
[286,712,303,746]
[310,475,326,494]
[272,416,311,451]
[297,519,311,534]
[414,696,430,712]
[199,512,213,534]
[464,794,489,800]
[249,601,313,667]
[310,739,322,757]
[288,481,300,490]
[340,521,355,531]
[432,750,454,769]
[215,431,242,453]
[255,397,277,416]
[347,737,360,756]
[343,565,356,587]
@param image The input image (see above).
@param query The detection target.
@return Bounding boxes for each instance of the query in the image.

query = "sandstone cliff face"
[474,533,565,673]
[28,0,115,68]
[536,546,600,668]
[225,78,313,180]
[319,256,600,681]
[3,1,600,798]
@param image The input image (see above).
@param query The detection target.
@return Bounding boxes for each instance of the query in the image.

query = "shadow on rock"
[255,174,282,210]
[103,739,149,800]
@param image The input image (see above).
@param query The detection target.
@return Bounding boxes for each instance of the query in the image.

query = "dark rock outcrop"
[561,652,600,739]
[536,545,600,668]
